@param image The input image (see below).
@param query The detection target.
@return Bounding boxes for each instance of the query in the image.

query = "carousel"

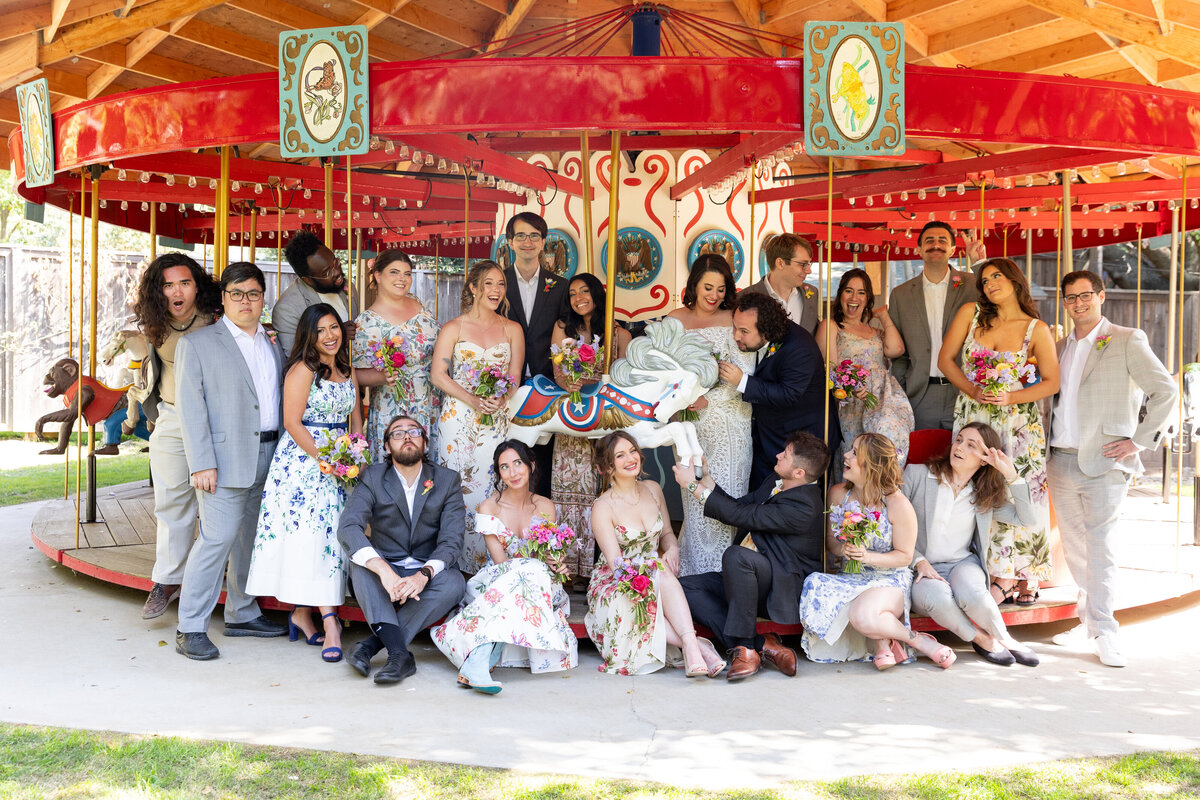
[7,3,1200,631]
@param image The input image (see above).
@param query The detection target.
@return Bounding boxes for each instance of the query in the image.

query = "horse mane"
[609,317,718,389]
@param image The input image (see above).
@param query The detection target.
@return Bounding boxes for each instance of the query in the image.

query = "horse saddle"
[513,375,659,432]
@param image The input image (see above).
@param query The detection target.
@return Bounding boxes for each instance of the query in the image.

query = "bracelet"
[686,481,698,494]
[698,487,713,505]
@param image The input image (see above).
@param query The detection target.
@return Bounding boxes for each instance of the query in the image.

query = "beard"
[311,275,346,293]
[390,445,424,466]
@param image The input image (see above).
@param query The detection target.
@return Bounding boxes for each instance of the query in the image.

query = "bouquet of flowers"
[1020,356,1041,387]
[367,335,418,405]
[610,556,662,627]
[551,334,604,405]
[832,504,882,574]
[518,520,578,584]
[316,431,371,488]
[830,359,878,409]
[462,360,516,425]
[967,351,1036,396]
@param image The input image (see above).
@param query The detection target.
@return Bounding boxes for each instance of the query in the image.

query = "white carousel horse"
[506,317,718,467]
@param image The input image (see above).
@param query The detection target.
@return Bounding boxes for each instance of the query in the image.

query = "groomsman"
[718,292,834,488]
[503,211,568,495]
[1048,270,1176,668]
[675,431,828,681]
[743,233,820,333]
[889,221,981,430]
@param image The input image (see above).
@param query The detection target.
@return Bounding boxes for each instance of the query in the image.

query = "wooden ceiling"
[4,0,1200,173]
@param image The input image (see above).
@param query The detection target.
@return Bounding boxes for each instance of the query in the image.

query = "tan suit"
[1046,316,1176,638]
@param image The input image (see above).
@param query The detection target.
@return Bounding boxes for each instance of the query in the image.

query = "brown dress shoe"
[141,583,181,620]
[761,632,798,677]
[726,646,761,681]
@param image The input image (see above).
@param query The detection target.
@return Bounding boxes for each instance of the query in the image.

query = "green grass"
[0,451,150,506]
[0,724,1197,800]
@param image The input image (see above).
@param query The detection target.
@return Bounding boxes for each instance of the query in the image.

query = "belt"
[302,420,347,430]
[1051,446,1078,455]
[928,377,952,386]
[259,430,279,443]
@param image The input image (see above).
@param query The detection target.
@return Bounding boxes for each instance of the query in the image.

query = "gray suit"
[1045,317,1176,638]
[174,321,283,633]
[338,461,466,645]
[889,270,978,430]
[743,276,819,334]
[270,279,323,358]
[903,464,1035,642]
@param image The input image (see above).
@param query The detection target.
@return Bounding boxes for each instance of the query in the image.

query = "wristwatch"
[686,482,698,494]
[419,565,435,581]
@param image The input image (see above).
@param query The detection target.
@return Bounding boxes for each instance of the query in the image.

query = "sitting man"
[674,430,829,681]
[337,415,466,685]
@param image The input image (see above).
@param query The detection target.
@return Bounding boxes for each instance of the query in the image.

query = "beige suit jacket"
[1046,317,1176,477]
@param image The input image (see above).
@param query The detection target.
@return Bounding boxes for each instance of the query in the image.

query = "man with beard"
[275,230,352,357]
[337,415,466,684]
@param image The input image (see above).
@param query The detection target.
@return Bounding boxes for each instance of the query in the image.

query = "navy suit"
[743,321,838,488]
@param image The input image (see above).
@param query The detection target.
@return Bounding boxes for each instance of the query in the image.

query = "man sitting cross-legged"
[675,430,829,681]
[337,415,467,685]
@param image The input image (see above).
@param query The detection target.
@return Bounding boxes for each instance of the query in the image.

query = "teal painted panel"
[17,79,54,188]
[279,26,369,158]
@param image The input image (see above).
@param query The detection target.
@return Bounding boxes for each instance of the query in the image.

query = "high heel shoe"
[320,612,342,663]
[287,607,324,646]
[697,637,727,678]
[873,641,897,671]
[914,632,957,669]
[457,644,502,694]
[890,639,909,665]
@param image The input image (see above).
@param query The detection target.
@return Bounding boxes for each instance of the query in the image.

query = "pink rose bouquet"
[831,503,882,574]
[967,351,1035,396]
[518,519,578,584]
[315,431,371,488]
[367,335,419,405]
[551,334,604,406]
[830,359,878,409]
[611,555,661,627]
[462,359,516,425]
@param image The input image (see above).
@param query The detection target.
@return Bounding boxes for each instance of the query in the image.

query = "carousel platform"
[30,480,1200,636]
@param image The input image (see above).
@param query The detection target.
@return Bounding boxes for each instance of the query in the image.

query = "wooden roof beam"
[0,35,41,94]
[0,0,127,44]
[973,33,1111,74]
[1097,34,1160,83]
[482,0,538,53]
[171,18,275,66]
[44,0,73,44]
[727,0,789,57]
[927,7,1057,55]
[1022,0,1200,70]
[0,99,20,125]
[39,0,222,64]
[353,0,483,50]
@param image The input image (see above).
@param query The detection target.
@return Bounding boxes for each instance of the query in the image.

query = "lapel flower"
[951,273,963,289]
[802,284,815,299]
[766,341,780,359]
[265,330,279,346]
[543,278,557,293]
[422,479,434,496]
[1096,335,1112,352]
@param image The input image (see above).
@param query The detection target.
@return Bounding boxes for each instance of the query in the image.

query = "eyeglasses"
[225,289,264,302]
[1063,291,1098,305]
[386,428,424,441]
[510,233,543,243]
[788,259,812,269]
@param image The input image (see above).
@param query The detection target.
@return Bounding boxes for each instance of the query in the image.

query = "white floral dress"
[833,326,915,480]
[799,498,913,663]
[437,341,512,573]
[352,307,441,462]
[679,326,756,576]
[246,377,354,606]
[431,514,578,673]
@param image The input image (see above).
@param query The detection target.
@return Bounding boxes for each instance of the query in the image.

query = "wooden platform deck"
[31,481,1200,636]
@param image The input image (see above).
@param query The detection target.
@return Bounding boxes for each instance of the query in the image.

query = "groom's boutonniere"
[802,284,815,299]
[422,479,434,496]
[952,273,964,289]
[766,341,780,359]
[543,278,557,292]
[1096,335,1112,352]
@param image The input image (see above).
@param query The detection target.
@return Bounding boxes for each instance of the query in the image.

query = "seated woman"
[800,433,955,670]
[903,422,1040,667]
[432,440,578,694]
[585,431,726,677]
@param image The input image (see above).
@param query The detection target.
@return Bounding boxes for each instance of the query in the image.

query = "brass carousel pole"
[1054,204,1063,334]
[1062,173,1074,336]
[604,131,622,373]
[275,189,284,300]
[435,237,441,320]
[747,163,757,291]
[64,191,74,498]
[86,172,100,523]
[216,146,230,276]
[249,206,257,264]
[75,174,87,545]
[346,156,353,324]
[823,160,833,446]
[324,159,334,249]
[1176,166,1188,568]
[580,134,594,275]
[150,202,157,261]
[463,163,470,269]
[1136,225,1143,324]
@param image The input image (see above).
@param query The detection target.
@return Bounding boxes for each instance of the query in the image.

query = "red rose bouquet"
[831,502,882,574]
[611,555,661,627]
[367,334,418,404]
[551,334,604,406]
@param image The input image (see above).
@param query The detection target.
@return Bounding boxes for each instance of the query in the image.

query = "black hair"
[284,230,323,277]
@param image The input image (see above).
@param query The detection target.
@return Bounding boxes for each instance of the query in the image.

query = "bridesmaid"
[353,249,440,461]
[431,260,525,573]
[815,268,914,479]
[247,303,362,663]
[666,254,756,576]
[550,273,631,587]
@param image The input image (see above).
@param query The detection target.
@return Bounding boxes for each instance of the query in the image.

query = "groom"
[337,415,466,684]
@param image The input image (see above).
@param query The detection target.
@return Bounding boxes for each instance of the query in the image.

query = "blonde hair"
[460,259,508,314]
[845,433,902,508]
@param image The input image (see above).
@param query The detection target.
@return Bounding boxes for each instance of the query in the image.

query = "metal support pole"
[604,131,621,374]
[580,134,594,275]
[87,175,100,523]
[324,159,334,249]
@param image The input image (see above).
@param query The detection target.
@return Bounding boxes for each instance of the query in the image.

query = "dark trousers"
[350,563,465,654]
[680,547,772,652]
[532,438,554,498]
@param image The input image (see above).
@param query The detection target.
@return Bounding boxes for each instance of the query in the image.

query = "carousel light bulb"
[120,200,128,210]
[231,181,240,192]
[937,186,946,197]
[1083,205,1090,214]
[384,140,395,155]
[343,193,350,203]
[368,228,374,234]
[450,162,461,174]
[316,210,323,219]
[254,183,263,194]
[988,209,996,219]
[333,210,340,219]
[1025,175,1034,187]
[243,231,249,241]
[298,209,305,217]
[1147,201,1155,211]
[1069,169,1078,182]
[411,150,422,163]
[927,212,935,221]
[848,197,855,206]
[140,172,150,183]
[1021,229,1027,239]
[476,174,486,185]
[917,188,926,200]
[1030,206,1038,216]
[398,145,409,159]
[354,212,360,220]
[1092,165,1102,179]
[1009,208,1016,217]
[268,231,274,239]
[438,158,447,171]
[1113,227,1120,235]
[1193,198,1199,209]
[949,210,957,220]
[141,202,148,211]
[883,194,891,204]
[117,169,127,181]
[900,191,908,201]
[1048,173,1058,185]
[956,183,965,195]
[969,210,976,220]
[303,188,312,200]
[865,195,873,206]
[373,211,379,219]
[1098,229,1104,237]
[1081,228,1088,238]
[209,179,217,190]
[363,194,369,205]
[159,203,166,212]
[416,200,422,208]
[100,199,107,209]
[165,174,175,186]
[1169,199,1178,210]
[399,199,407,209]
[1118,162,1127,175]
[256,230,262,239]
[188,176,197,188]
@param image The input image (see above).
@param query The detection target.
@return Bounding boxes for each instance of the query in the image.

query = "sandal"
[914,632,957,669]
[697,637,727,678]
[287,607,324,646]
[873,641,897,671]
[1015,581,1039,606]
[990,580,1016,606]
[320,612,343,662]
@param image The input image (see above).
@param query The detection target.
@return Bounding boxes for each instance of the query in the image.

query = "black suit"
[743,321,838,487]
[681,479,824,650]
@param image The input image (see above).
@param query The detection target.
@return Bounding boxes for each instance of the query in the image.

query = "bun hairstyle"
[460,259,509,315]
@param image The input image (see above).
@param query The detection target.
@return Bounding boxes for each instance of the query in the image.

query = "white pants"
[147,402,198,585]
[911,553,1010,643]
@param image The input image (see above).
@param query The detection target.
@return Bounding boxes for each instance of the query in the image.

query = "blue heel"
[288,607,323,646]
[320,612,343,662]
[457,643,502,694]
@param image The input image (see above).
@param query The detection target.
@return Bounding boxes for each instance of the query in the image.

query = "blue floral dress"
[246,377,355,607]
[431,514,578,673]
[799,497,913,663]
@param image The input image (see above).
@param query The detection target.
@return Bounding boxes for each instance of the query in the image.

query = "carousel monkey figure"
[34,357,128,456]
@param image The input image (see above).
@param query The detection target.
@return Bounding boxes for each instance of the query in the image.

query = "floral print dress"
[431,514,578,673]
[246,377,355,607]
[833,326,915,480]
[584,513,670,675]
[799,497,913,663]
[352,307,440,462]
[437,341,512,573]
[953,308,1051,581]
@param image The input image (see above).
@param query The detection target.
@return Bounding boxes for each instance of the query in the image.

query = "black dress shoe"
[1008,646,1040,667]
[972,641,1016,666]
[224,615,287,638]
[349,641,375,678]
[176,631,219,660]
[373,652,417,685]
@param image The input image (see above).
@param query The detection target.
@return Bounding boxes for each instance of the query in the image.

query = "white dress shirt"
[924,481,976,564]
[1050,323,1104,449]
[221,315,279,432]
[763,275,806,327]
[514,267,540,325]
[922,271,950,378]
[316,290,348,321]
[349,464,444,576]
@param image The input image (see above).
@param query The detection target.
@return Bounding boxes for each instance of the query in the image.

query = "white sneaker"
[1095,634,1127,668]
[1051,624,1086,648]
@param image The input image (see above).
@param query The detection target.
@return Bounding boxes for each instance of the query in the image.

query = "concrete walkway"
[5,497,1200,790]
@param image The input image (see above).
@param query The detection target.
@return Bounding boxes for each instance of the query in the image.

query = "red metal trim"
[669,131,798,200]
